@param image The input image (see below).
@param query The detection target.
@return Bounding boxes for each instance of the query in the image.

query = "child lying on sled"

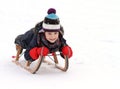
[14,8,73,67]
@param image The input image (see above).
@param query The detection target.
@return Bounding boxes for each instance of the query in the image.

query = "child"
[14,8,73,67]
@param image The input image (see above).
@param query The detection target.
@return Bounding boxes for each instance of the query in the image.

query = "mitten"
[37,47,49,56]
[62,46,73,58]
[29,47,39,60]
[29,47,49,60]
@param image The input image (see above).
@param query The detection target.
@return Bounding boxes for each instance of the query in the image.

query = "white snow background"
[0,0,120,89]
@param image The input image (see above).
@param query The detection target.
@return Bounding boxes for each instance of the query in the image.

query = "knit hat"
[42,8,60,32]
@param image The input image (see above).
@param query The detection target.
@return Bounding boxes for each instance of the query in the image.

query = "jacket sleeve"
[20,29,34,49]
[24,34,38,62]
[59,37,68,51]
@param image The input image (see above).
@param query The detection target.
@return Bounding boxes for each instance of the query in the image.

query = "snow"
[0,0,120,89]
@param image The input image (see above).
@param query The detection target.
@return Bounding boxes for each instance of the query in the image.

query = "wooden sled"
[13,45,69,74]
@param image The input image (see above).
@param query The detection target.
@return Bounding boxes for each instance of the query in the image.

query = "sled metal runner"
[12,52,69,74]
[32,53,69,74]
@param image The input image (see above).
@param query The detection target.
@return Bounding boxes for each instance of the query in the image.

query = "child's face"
[45,32,59,43]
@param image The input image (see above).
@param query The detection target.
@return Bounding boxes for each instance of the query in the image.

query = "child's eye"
[54,32,59,35]
[48,32,52,35]
[54,32,57,34]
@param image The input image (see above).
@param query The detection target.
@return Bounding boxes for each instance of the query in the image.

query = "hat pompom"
[47,8,56,14]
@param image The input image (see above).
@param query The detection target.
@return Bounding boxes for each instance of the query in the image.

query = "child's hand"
[62,46,73,58]
[29,47,49,60]
[37,47,49,56]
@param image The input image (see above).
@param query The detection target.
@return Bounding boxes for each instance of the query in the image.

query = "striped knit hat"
[42,8,60,32]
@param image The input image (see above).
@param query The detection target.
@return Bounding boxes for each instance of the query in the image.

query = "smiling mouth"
[50,38,56,41]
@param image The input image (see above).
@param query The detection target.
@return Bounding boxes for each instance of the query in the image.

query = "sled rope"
[48,55,54,62]
[47,53,60,62]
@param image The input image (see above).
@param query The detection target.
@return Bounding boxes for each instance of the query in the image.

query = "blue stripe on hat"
[46,13,59,20]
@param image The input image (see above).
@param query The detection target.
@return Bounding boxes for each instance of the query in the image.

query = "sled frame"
[14,45,69,74]
[31,52,69,74]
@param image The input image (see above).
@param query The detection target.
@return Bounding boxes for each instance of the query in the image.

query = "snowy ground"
[0,0,120,89]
